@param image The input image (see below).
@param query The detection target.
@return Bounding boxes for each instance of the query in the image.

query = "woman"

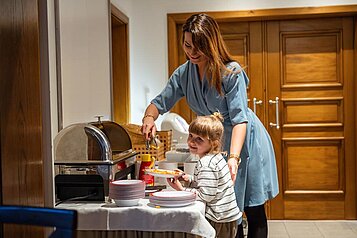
[141,13,279,238]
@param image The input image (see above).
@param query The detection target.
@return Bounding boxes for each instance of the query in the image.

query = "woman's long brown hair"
[182,13,234,95]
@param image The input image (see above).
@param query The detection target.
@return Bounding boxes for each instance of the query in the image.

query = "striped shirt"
[184,153,242,223]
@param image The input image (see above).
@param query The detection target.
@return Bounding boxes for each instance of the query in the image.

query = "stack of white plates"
[149,191,196,207]
[109,180,145,206]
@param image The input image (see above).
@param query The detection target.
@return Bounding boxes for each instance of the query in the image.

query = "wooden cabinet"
[168,7,357,219]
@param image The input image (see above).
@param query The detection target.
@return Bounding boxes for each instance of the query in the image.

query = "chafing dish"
[54,118,138,202]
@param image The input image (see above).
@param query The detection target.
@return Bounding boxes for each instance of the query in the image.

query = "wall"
[56,0,112,129]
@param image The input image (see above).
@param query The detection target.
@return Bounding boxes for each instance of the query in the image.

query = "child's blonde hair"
[188,112,224,154]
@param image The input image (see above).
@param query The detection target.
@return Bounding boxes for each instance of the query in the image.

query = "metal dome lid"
[54,121,136,165]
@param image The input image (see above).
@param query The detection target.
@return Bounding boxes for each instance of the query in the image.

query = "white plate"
[111,180,145,186]
[149,199,195,207]
[145,169,183,178]
[151,191,195,200]
[149,198,196,206]
[109,192,145,200]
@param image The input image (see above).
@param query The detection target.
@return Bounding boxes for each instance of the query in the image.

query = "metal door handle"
[269,97,280,129]
[253,98,263,114]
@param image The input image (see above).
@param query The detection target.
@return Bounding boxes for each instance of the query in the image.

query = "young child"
[167,112,242,238]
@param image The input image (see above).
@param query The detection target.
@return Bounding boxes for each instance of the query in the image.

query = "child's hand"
[166,177,184,191]
[180,174,191,182]
[173,169,191,182]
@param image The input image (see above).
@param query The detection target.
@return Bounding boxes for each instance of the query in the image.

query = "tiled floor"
[267,220,357,238]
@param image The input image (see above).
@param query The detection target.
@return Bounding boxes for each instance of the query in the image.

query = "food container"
[54,118,138,202]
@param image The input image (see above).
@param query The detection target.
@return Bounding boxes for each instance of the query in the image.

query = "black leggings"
[236,204,267,238]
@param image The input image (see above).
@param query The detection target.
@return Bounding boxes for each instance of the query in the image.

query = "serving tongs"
[145,134,161,150]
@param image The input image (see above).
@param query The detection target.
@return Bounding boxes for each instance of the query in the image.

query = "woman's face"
[183,32,208,67]
[187,132,211,158]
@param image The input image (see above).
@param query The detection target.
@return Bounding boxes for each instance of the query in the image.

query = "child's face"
[187,132,211,158]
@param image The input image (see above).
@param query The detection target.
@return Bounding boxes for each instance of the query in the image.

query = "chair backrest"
[0,205,77,238]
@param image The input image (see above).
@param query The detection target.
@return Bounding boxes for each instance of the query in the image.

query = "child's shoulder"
[200,153,225,168]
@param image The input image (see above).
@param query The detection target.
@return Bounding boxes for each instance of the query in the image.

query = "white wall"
[111,0,357,127]
[57,0,112,128]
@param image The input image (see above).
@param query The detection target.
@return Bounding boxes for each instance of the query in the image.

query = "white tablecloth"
[57,199,216,238]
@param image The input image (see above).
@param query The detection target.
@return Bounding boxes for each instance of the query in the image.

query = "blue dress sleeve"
[151,66,185,115]
[223,67,249,125]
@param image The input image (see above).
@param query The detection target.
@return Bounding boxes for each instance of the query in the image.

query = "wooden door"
[266,17,356,219]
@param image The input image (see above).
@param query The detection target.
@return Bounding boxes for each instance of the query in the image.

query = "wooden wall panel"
[285,200,344,219]
[284,140,342,191]
[284,100,342,124]
[223,34,248,67]
[0,0,44,205]
[0,0,48,236]
[279,18,343,32]
[283,33,341,85]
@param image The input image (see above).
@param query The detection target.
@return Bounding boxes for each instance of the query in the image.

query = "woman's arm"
[227,123,246,183]
[141,66,186,140]
[141,104,159,140]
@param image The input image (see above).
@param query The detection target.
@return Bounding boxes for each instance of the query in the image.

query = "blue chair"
[0,205,77,238]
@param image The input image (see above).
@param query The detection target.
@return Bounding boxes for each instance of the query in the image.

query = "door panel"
[221,22,265,120]
[267,17,355,219]
[284,34,340,84]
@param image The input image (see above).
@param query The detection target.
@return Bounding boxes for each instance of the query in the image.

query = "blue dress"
[151,61,279,211]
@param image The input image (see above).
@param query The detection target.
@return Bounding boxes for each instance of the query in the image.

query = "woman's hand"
[227,158,239,183]
[166,177,184,191]
[141,116,157,141]
[141,104,159,140]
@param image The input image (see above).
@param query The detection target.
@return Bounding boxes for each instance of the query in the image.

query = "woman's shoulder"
[176,61,190,72]
[169,61,191,83]
[222,61,249,92]
[225,61,242,72]
[170,61,191,79]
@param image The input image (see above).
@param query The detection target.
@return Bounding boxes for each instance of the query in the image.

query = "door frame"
[111,5,130,124]
[167,4,357,218]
